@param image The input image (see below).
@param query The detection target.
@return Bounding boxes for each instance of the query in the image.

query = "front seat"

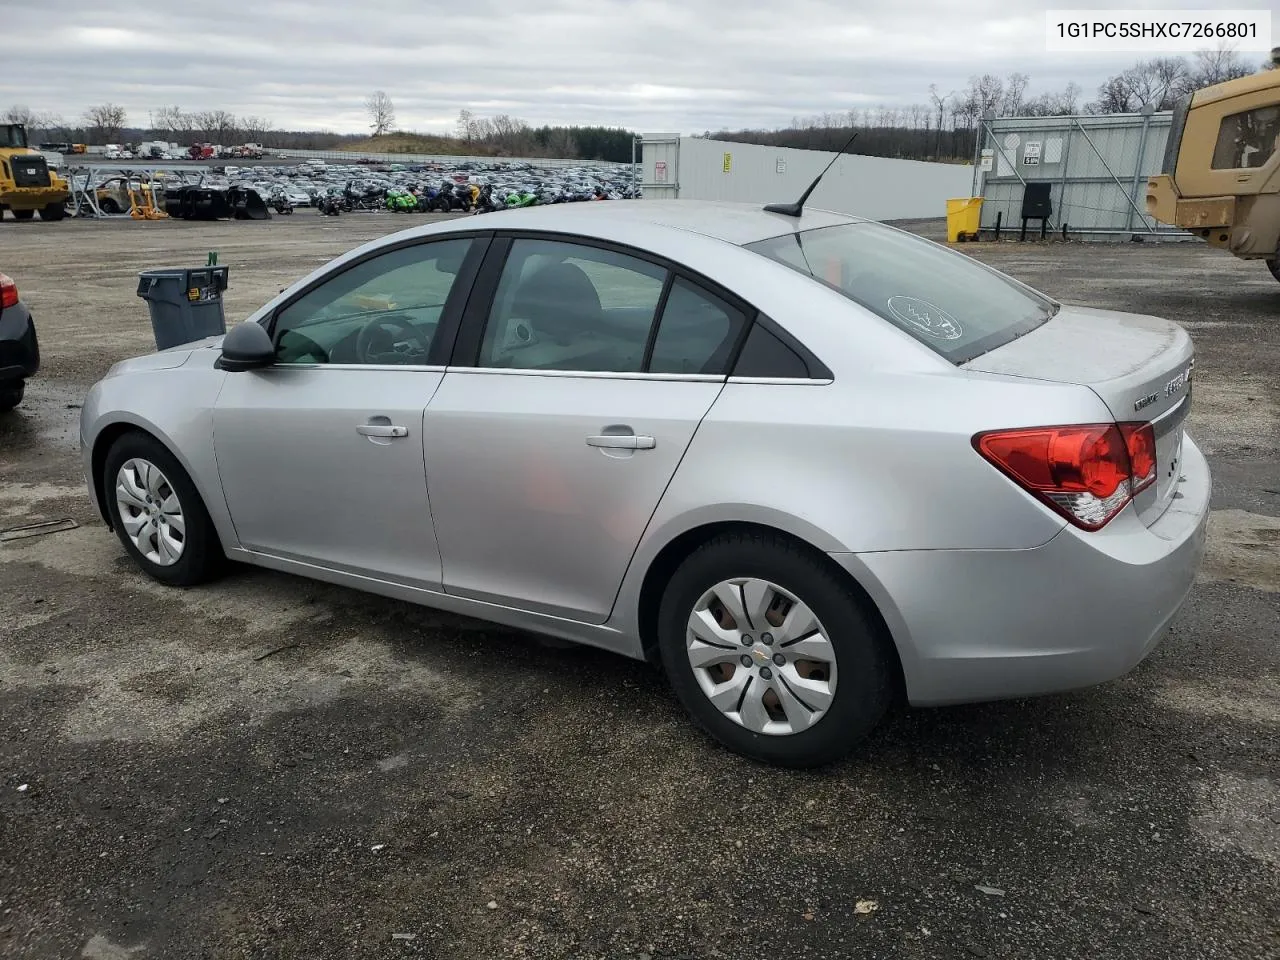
[508,262,603,345]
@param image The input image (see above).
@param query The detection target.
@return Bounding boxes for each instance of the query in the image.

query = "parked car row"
[211,158,642,214]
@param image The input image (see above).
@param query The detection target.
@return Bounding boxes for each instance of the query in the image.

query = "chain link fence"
[972,112,1191,240]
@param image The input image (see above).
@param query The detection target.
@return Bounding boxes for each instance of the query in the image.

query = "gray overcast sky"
[3,0,1275,134]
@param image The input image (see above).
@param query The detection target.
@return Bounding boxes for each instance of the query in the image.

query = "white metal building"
[640,135,973,221]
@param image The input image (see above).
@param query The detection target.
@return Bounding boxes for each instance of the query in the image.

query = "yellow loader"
[0,123,70,222]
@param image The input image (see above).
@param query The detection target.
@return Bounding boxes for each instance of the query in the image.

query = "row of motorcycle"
[280,180,631,217]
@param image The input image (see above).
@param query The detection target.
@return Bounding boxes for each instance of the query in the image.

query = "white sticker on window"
[886,296,964,341]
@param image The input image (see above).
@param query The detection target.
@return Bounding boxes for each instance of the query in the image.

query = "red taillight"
[0,273,16,310]
[974,421,1157,531]
[1119,422,1157,494]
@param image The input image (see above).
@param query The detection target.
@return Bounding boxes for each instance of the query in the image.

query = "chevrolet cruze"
[80,201,1210,766]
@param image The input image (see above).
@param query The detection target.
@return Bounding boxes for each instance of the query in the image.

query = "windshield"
[0,125,28,149]
[745,222,1057,364]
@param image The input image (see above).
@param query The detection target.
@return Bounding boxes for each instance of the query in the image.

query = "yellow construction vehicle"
[1147,53,1280,279]
[0,123,70,221]
[128,182,168,220]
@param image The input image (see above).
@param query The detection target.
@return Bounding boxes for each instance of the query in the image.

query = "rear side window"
[732,324,810,378]
[1212,105,1280,170]
[746,223,1057,364]
[648,278,747,375]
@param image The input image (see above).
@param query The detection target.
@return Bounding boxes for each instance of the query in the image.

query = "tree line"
[3,98,639,162]
[708,48,1261,162]
[4,47,1266,164]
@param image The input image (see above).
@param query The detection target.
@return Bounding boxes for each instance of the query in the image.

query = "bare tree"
[928,84,953,155]
[4,104,36,127]
[456,108,476,142]
[240,116,273,140]
[34,111,67,139]
[1022,82,1082,116]
[205,109,237,141]
[154,105,187,137]
[83,103,127,143]
[962,74,1005,121]
[366,91,395,137]
[1190,47,1251,87]
[1090,57,1190,113]
[1000,72,1030,116]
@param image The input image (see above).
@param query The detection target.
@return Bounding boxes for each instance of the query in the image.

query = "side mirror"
[217,322,275,372]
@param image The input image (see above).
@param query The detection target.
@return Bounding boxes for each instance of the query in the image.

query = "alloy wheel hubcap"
[115,458,186,567]
[685,578,838,736]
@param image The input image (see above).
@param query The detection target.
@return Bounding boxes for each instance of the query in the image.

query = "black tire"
[12,208,34,221]
[102,431,225,586]
[0,381,23,412]
[1267,259,1280,283]
[39,203,66,222]
[100,199,121,215]
[657,531,895,768]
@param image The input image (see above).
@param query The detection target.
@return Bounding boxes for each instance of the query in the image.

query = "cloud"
[0,0,1256,133]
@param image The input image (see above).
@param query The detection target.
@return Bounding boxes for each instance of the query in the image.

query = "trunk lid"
[965,305,1194,526]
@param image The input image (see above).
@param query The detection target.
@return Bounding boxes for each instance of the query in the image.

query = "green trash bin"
[136,266,229,350]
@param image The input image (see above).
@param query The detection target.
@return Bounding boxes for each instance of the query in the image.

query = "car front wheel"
[103,432,224,586]
[658,531,895,768]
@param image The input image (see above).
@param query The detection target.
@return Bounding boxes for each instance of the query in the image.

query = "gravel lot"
[1,211,1277,960]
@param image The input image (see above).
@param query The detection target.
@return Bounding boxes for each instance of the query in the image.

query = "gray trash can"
[136,266,229,350]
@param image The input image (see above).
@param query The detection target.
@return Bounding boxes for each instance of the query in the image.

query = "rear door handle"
[357,424,408,438]
[586,434,655,450]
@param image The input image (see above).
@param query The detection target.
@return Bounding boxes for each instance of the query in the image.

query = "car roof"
[455,200,864,246]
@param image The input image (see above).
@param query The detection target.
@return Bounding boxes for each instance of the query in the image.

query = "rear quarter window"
[746,223,1057,364]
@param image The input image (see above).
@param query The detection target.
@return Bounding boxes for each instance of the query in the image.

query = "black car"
[0,271,39,411]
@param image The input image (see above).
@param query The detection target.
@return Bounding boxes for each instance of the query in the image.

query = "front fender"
[80,362,235,548]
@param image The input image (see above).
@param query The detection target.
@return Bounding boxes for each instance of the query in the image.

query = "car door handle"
[586,434,655,450]
[357,424,408,438]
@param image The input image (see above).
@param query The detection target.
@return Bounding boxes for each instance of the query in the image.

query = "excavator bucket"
[229,186,271,220]
[164,186,233,220]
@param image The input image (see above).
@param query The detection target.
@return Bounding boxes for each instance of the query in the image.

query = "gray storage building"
[972,110,1191,240]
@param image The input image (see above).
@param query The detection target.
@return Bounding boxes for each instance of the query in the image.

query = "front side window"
[478,238,668,372]
[746,223,1056,364]
[1212,105,1280,170]
[273,238,473,365]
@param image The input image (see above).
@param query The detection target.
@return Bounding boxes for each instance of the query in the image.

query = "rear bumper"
[835,435,1211,706]
[0,302,39,381]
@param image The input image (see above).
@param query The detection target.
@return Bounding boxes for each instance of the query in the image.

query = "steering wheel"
[355,314,430,364]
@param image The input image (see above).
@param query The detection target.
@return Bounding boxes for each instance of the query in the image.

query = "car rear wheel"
[103,432,224,586]
[12,209,33,221]
[657,531,895,768]
[0,381,24,412]
[1267,259,1280,283]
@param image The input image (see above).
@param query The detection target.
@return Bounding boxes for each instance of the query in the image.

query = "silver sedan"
[80,200,1210,767]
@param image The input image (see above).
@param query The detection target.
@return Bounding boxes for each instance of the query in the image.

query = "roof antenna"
[763,130,860,218]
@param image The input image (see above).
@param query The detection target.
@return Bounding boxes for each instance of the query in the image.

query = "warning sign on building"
[722,152,732,173]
